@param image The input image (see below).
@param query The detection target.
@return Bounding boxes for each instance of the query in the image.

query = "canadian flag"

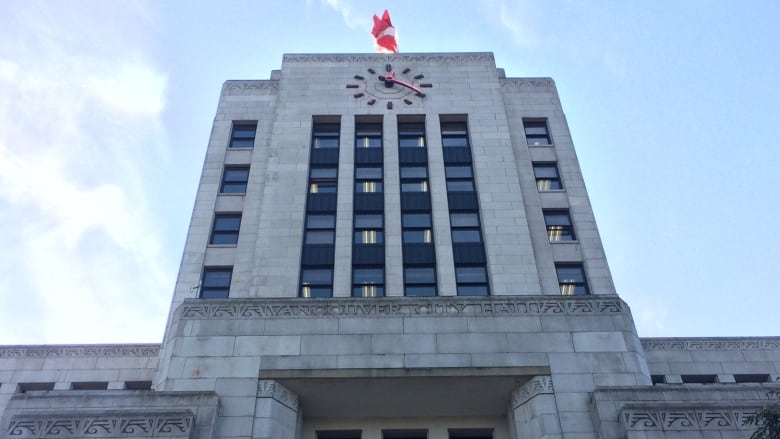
[371,10,398,54]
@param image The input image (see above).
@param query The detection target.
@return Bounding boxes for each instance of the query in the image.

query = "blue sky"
[0,0,778,344]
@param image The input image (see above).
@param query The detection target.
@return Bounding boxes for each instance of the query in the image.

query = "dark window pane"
[456,266,487,283]
[401,181,429,192]
[399,136,425,148]
[355,167,382,179]
[352,286,384,297]
[445,166,472,179]
[405,267,436,284]
[302,269,332,285]
[221,167,249,194]
[229,139,254,148]
[450,213,479,227]
[213,215,241,231]
[313,137,339,148]
[203,269,232,287]
[306,230,335,244]
[457,285,489,296]
[311,168,337,179]
[440,122,467,136]
[441,137,468,148]
[403,229,433,243]
[355,214,383,228]
[400,167,428,179]
[307,214,335,229]
[405,286,436,297]
[353,268,384,284]
[310,183,337,193]
[355,137,382,148]
[354,230,383,244]
[402,213,432,228]
[533,164,559,179]
[301,286,332,298]
[447,181,474,192]
[355,124,382,136]
[525,126,548,136]
[556,264,589,295]
[229,123,256,148]
[452,230,481,243]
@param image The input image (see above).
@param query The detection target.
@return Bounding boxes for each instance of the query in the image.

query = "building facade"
[1,53,778,439]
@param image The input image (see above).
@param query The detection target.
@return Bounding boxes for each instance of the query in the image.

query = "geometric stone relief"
[0,344,160,359]
[511,376,554,409]
[283,53,495,64]
[181,296,626,320]
[7,411,193,437]
[500,78,555,89]
[621,407,761,432]
[641,337,780,351]
[257,380,299,412]
[224,80,279,95]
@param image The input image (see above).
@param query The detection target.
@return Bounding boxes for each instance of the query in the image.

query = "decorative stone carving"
[641,337,780,351]
[283,53,495,64]
[500,78,555,89]
[511,376,554,408]
[7,411,193,437]
[0,344,160,359]
[180,297,626,320]
[257,380,299,411]
[621,407,761,432]
[224,80,279,95]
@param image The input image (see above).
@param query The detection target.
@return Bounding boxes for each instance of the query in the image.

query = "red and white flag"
[371,10,398,54]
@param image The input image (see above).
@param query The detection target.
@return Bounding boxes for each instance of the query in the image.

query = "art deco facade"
[1,53,778,439]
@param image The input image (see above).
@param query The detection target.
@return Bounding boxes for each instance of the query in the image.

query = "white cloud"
[318,0,371,31]
[491,0,540,49]
[0,2,171,344]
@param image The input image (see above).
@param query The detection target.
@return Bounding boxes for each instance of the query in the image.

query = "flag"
[371,10,398,54]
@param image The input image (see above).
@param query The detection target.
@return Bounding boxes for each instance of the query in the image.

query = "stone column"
[509,376,562,439]
[252,380,300,439]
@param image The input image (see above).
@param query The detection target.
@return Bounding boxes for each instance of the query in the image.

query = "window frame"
[533,162,563,191]
[228,121,257,148]
[555,263,590,296]
[220,166,250,194]
[209,213,242,246]
[200,267,233,299]
[523,119,552,146]
[543,209,576,242]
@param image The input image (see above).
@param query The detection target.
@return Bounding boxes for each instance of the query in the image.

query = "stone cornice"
[511,376,554,408]
[622,406,762,432]
[179,296,626,320]
[282,53,495,64]
[641,337,780,351]
[257,380,299,411]
[7,410,193,437]
[0,344,160,359]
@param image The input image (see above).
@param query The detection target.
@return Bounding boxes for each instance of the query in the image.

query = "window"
[441,122,469,148]
[450,213,482,244]
[446,180,474,192]
[555,264,589,295]
[124,381,153,390]
[404,266,436,297]
[355,167,383,193]
[220,166,250,194]
[301,268,333,298]
[200,267,232,299]
[524,119,551,146]
[17,382,55,393]
[310,167,338,193]
[229,122,257,148]
[312,123,340,148]
[354,214,384,245]
[533,163,562,190]
[398,122,426,148]
[400,167,428,179]
[353,267,384,297]
[543,210,576,242]
[355,123,382,148]
[455,266,489,296]
[210,213,241,245]
[71,381,108,390]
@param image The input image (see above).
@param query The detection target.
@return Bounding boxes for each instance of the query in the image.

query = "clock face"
[346,63,431,109]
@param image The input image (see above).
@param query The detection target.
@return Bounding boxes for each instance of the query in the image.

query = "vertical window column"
[441,119,489,296]
[399,120,437,296]
[300,120,340,298]
[352,119,384,297]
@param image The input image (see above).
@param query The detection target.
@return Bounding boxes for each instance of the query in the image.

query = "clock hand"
[387,77,424,95]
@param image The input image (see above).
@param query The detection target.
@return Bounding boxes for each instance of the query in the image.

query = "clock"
[346,63,432,109]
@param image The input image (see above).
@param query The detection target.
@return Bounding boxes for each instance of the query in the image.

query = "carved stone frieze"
[224,80,279,95]
[500,78,555,89]
[283,53,494,64]
[179,296,626,320]
[0,344,160,359]
[257,380,300,411]
[7,411,193,437]
[621,407,761,432]
[641,337,780,351]
[511,376,554,408]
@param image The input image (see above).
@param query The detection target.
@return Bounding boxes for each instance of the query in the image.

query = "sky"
[0,0,778,344]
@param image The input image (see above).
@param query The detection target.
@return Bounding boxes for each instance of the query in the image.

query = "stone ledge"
[0,344,160,359]
[178,296,627,320]
[641,337,780,351]
[7,410,194,438]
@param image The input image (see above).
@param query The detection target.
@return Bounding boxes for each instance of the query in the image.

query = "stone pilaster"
[252,380,300,439]
[509,376,562,439]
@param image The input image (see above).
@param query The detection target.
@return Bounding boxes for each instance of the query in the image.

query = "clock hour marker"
[414,74,424,79]
[368,68,376,74]
[354,75,364,80]
[368,99,376,105]
[404,99,413,105]
[387,102,393,109]
[385,64,392,72]
[416,92,426,98]
[402,68,410,74]
[346,84,359,89]
[420,83,432,88]
[353,93,364,98]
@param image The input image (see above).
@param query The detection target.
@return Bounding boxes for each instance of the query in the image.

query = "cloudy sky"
[1,0,778,344]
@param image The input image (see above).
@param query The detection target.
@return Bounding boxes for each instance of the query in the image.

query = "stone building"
[1,52,778,439]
